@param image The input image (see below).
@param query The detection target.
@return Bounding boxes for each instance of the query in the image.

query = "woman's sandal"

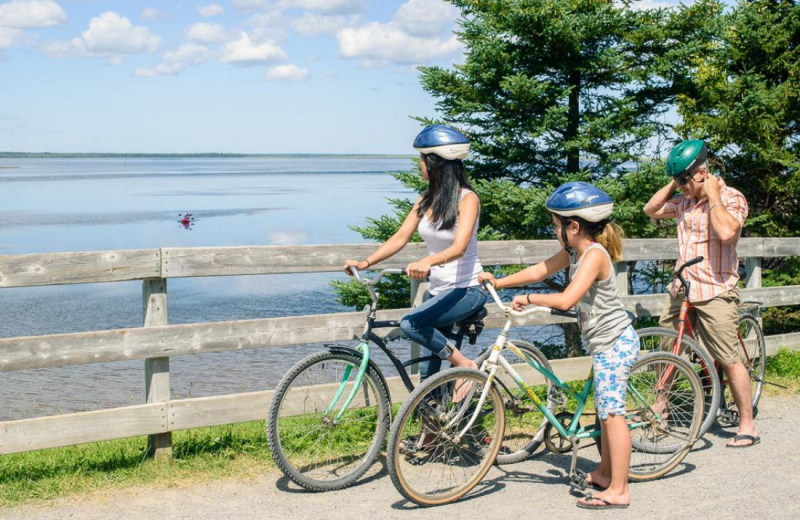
[577,496,630,510]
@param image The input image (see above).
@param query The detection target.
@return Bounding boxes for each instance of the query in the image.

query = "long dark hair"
[417,154,476,231]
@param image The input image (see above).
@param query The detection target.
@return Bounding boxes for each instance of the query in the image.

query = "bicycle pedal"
[569,469,588,492]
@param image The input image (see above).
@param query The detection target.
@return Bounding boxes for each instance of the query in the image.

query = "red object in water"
[178,213,195,230]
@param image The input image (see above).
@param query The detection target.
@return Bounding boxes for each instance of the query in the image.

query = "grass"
[2,348,800,508]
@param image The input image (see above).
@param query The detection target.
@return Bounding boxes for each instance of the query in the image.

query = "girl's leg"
[588,420,611,489]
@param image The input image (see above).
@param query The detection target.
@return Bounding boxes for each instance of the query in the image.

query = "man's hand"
[703,175,721,201]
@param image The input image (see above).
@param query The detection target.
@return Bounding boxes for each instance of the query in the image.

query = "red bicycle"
[636,256,767,437]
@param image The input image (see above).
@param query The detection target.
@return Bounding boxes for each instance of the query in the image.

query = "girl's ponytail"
[595,221,624,262]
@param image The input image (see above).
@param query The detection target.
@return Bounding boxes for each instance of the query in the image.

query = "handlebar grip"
[683,256,704,269]
[551,309,578,319]
[400,268,408,276]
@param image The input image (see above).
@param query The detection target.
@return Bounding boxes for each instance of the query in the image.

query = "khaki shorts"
[659,289,740,365]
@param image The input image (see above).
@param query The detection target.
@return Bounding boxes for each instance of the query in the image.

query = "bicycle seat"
[455,307,488,329]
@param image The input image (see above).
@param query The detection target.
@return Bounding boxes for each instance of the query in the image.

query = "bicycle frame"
[453,284,651,443]
[324,267,481,421]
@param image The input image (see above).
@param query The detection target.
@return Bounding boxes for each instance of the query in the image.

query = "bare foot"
[726,427,760,447]
[577,491,630,508]
[586,470,610,490]
[453,359,478,403]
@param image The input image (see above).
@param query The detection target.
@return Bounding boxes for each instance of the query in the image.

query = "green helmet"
[665,140,708,178]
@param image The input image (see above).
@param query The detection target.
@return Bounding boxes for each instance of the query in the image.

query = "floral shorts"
[593,326,639,420]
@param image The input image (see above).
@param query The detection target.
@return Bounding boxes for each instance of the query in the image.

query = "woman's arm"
[406,192,479,279]
[344,196,423,274]
[478,250,570,289]
[512,249,606,311]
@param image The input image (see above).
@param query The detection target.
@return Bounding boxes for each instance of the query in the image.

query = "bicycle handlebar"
[674,256,704,295]
[482,280,578,320]
[347,266,408,286]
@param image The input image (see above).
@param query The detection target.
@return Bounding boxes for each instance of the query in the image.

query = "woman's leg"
[400,287,487,380]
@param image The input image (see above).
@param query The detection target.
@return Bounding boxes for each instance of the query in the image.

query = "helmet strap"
[560,218,575,257]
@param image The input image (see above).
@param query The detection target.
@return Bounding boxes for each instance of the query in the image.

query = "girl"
[344,125,487,382]
[479,182,637,510]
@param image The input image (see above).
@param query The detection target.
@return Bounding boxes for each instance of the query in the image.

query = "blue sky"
[0,0,685,154]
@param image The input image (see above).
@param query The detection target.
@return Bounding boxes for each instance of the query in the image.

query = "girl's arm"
[343,196,423,274]
[478,250,570,288]
[406,192,479,279]
[512,249,608,311]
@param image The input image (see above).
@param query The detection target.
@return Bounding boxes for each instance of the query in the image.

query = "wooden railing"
[1,238,799,459]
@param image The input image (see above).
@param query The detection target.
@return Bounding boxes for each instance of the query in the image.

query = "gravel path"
[3,396,799,520]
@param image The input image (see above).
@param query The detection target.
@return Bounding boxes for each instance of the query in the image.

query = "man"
[644,139,758,448]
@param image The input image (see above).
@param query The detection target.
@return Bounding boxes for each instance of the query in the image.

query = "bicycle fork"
[324,342,371,422]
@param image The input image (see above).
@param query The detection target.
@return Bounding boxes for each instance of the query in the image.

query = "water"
[0,157,568,422]
[0,157,428,421]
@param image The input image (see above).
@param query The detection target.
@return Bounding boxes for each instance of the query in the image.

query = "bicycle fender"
[324,345,392,405]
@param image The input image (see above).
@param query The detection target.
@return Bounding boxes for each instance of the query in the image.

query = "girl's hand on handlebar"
[406,260,431,281]
[344,259,369,275]
[511,294,531,312]
[478,272,497,287]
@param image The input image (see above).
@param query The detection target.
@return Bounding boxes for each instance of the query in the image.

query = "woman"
[344,125,487,381]
[479,182,637,509]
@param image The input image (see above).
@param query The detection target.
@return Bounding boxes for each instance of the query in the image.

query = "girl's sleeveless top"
[569,243,632,355]
[417,189,483,296]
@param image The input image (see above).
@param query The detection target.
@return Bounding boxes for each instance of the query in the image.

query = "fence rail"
[1,238,799,458]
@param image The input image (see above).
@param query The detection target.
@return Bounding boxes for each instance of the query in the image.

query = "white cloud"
[141,7,162,22]
[292,13,359,37]
[220,31,286,67]
[338,22,461,65]
[81,12,160,55]
[0,0,66,28]
[246,9,288,42]
[265,63,309,82]
[41,12,160,61]
[282,0,368,15]
[231,0,268,12]
[0,27,22,48]
[197,3,224,17]
[393,0,458,37]
[318,69,336,80]
[136,43,214,77]
[186,22,225,43]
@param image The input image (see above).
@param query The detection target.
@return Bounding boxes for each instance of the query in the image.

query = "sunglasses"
[676,171,705,185]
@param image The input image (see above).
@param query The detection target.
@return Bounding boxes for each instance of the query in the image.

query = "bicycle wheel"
[720,313,766,424]
[636,327,720,437]
[474,340,558,464]
[267,349,390,491]
[624,352,704,480]
[387,368,504,506]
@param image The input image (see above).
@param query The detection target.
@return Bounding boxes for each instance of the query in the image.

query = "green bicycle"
[386,281,705,506]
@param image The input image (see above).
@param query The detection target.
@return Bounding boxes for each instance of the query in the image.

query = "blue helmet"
[413,125,470,160]
[546,182,614,222]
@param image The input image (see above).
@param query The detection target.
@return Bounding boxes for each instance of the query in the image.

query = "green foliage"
[676,0,800,238]
[763,258,800,335]
[766,348,800,379]
[421,0,677,183]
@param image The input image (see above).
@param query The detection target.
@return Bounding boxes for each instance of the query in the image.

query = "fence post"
[745,257,763,326]
[408,279,429,374]
[615,262,629,296]
[143,278,172,460]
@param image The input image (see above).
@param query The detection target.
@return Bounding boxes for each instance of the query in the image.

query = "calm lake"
[1,157,554,422]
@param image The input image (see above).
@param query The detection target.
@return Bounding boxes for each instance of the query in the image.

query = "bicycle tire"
[636,327,720,437]
[266,349,390,491]
[474,340,558,464]
[387,367,505,506]
[625,352,704,480]
[720,313,766,423]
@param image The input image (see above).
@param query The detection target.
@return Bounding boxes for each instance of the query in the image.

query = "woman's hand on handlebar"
[344,259,369,275]
[405,260,431,281]
[511,294,532,312]
[477,271,497,287]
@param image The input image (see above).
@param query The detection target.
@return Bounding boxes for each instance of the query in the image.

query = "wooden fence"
[1,238,799,459]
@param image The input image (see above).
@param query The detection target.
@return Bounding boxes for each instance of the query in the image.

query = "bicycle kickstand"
[567,437,589,494]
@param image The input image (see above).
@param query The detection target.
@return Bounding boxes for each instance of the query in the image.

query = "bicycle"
[636,256,768,435]
[266,267,546,491]
[386,281,704,506]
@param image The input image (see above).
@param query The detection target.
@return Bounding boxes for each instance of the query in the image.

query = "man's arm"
[644,179,680,219]
[704,176,744,243]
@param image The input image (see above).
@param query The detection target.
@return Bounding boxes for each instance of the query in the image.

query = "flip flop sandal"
[577,496,630,510]
[726,434,761,448]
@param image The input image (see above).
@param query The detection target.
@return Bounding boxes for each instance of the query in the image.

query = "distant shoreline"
[0,165,18,168]
[0,152,414,159]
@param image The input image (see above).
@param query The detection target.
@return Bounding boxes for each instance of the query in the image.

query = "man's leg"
[694,290,759,446]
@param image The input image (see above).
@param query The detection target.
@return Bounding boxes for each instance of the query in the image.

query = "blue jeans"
[399,286,488,381]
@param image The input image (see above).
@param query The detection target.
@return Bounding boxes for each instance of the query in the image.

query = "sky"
[0,0,686,154]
